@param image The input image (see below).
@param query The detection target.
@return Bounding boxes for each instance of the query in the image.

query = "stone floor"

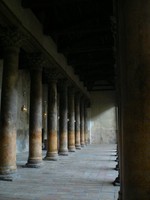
[0,144,119,200]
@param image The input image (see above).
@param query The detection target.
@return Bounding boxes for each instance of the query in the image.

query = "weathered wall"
[90,91,117,144]
[16,70,30,153]
[0,64,30,153]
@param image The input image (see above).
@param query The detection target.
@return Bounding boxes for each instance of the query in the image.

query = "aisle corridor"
[0,145,119,200]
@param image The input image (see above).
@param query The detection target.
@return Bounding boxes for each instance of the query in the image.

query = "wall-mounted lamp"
[21,105,27,112]
[43,100,47,118]
[43,112,47,117]
[21,90,28,112]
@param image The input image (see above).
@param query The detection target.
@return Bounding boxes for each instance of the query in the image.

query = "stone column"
[0,28,22,180]
[42,84,48,150]
[84,102,88,145]
[26,53,44,168]
[44,71,58,160]
[68,87,76,152]
[75,93,81,149]
[111,13,122,195]
[59,79,68,155]
[119,1,150,199]
[57,93,60,149]
[80,97,85,147]
[113,106,121,188]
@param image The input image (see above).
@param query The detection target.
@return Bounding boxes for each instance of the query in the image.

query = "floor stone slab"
[0,144,119,200]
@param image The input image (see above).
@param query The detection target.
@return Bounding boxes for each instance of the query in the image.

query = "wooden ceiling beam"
[57,34,114,54]
[89,87,115,91]
[75,70,114,77]
[68,54,114,66]
[73,63,114,70]
[69,59,115,66]
[45,26,111,36]
[59,46,113,55]
[22,0,52,8]
[79,74,114,82]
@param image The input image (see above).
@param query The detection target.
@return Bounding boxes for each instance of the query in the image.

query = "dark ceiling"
[22,0,115,91]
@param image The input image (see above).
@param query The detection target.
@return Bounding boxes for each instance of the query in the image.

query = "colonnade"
[0,26,90,180]
[1,1,150,198]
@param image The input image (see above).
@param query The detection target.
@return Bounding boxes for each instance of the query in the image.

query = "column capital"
[59,78,68,84]
[75,90,81,96]
[80,95,86,102]
[68,85,75,94]
[25,52,48,70]
[84,98,91,107]
[47,68,60,82]
[58,78,69,91]
[0,26,25,48]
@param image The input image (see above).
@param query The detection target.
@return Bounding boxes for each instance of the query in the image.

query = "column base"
[44,152,58,161]
[25,159,43,168]
[68,146,76,152]
[115,156,119,162]
[113,176,120,186]
[0,167,18,181]
[75,145,81,150]
[0,173,19,181]
[115,163,119,171]
[59,150,68,156]
[81,144,85,147]
[0,166,17,175]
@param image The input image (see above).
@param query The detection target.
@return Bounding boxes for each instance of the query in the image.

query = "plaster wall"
[90,91,117,144]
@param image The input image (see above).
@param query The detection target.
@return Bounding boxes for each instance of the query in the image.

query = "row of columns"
[0,27,90,179]
[44,79,89,160]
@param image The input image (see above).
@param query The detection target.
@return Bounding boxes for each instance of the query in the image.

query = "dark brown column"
[118,1,150,199]
[68,87,76,152]
[59,79,68,155]
[0,28,22,180]
[80,97,85,147]
[45,75,58,160]
[26,54,43,167]
[75,93,81,150]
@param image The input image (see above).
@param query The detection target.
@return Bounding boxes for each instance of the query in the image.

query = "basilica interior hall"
[0,0,150,200]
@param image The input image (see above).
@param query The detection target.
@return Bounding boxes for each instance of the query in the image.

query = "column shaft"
[68,88,76,152]
[45,80,58,160]
[80,98,85,147]
[59,80,68,155]
[42,84,48,150]
[75,94,81,149]
[0,46,19,178]
[119,1,150,199]
[27,69,42,167]
[84,104,88,145]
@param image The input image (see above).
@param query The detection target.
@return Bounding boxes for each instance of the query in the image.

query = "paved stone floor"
[0,144,119,200]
